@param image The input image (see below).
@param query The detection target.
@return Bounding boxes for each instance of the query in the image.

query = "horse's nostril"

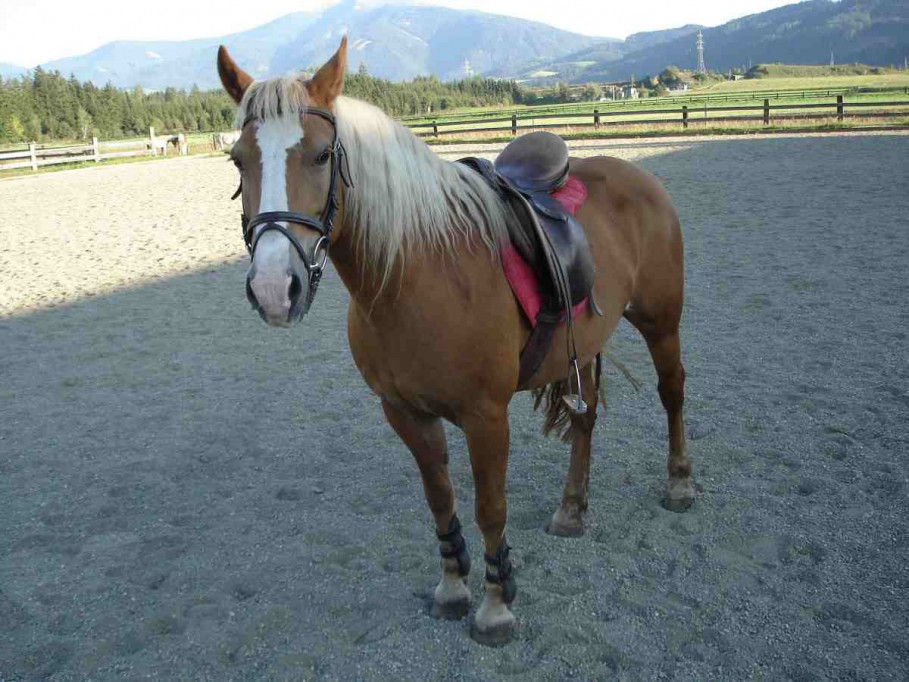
[288,273,303,304]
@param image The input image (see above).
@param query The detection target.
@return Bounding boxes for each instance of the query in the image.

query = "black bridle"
[233,107,352,309]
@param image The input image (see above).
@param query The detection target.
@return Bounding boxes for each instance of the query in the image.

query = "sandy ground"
[1,132,908,680]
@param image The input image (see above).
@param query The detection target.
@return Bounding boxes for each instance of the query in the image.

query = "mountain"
[34,1,606,88]
[271,2,605,82]
[19,0,909,89]
[499,26,699,83]
[38,12,320,90]
[0,62,27,79]
[623,25,703,52]
[528,0,909,83]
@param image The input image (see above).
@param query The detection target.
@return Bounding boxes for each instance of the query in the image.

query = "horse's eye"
[315,148,331,166]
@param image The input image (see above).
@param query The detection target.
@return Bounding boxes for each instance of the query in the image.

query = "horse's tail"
[531,353,603,442]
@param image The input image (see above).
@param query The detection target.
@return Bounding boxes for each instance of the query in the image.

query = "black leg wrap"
[484,539,517,605]
[437,514,471,578]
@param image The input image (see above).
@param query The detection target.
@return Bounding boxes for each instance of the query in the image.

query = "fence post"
[593,109,600,128]
[837,95,844,122]
[763,99,770,125]
[432,121,438,137]
[92,137,100,162]
[149,126,156,156]
[682,105,688,129]
[511,114,517,136]
[29,141,37,171]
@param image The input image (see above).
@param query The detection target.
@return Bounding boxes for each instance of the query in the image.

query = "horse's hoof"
[545,506,585,536]
[545,519,584,537]
[431,597,470,620]
[663,478,694,513]
[470,616,516,646]
[432,575,470,620]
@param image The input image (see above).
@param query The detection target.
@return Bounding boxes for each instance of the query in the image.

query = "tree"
[659,66,682,87]
[557,81,570,103]
[7,114,25,141]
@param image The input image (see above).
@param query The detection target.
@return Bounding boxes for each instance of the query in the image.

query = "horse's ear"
[218,45,253,104]
[308,36,347,106]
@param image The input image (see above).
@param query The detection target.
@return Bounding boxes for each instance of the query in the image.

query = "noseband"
[233,107,352,308]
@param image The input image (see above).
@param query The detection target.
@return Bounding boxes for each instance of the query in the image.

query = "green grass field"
[399,74,909,139]
[400,74,909,127]
[694,73,909,94]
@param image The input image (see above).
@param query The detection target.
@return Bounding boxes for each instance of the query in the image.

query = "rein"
[232,107,352,308]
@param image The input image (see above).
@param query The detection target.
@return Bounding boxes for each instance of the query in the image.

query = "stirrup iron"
[561,356,587,415]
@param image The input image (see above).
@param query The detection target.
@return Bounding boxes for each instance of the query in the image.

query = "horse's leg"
[546,359,599,536]
[462,408,516,645]
[381,400,471,619]
[624,307,693,512]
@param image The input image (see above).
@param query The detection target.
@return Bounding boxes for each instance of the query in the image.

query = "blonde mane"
[234,75,510,286]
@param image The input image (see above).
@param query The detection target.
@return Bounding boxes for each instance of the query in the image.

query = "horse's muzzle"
[246,263,310,327]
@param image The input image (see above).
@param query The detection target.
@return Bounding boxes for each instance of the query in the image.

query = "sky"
[0,0,802,67]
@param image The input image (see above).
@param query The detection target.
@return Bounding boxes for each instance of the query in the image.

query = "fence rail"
[0,127,189,172]
[406,96,909,138]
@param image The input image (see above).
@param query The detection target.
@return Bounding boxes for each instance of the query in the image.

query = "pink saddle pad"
[501,176,588,326]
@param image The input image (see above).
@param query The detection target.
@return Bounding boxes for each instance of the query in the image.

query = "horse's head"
[218,38,350,327]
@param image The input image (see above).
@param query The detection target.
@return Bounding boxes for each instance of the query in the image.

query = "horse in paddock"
[213,130,241,151]
[148,134,183,156]
[217,38,693,645]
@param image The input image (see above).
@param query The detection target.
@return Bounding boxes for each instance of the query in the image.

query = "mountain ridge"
[31,3,608,88]
[524,0,909,84]
[7,0,908,89]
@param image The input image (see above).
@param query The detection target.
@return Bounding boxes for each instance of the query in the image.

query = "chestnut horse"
[217,38,693,645]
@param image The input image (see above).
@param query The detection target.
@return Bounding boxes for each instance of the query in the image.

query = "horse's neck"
[328,218,399,314]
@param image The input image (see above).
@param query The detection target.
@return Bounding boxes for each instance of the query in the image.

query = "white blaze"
[248,116,305,322]
[252,116,305,273]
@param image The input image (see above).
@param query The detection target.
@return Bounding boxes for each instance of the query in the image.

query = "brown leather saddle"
[458,132,596,401]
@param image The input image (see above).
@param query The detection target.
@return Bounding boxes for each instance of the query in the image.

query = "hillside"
[493,26,699,83]
[520,0,909,83]
[32,1,605,88]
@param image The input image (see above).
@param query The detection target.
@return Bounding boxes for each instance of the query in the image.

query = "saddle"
[458,132,596,400]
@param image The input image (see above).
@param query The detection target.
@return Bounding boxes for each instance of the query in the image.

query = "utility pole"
[830,52,835,67]
[463,58,473,78]
[696,30,706,74]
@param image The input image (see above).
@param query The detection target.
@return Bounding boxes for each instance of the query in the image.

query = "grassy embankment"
[402,73,909,142]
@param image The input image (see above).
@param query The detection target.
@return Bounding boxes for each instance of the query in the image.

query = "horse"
[148,134,182,156]
[212,130,241,152]
[216,37,693,645]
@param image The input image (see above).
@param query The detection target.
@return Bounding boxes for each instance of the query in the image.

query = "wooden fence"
[0,127,188,172]
[406,96,909,138]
